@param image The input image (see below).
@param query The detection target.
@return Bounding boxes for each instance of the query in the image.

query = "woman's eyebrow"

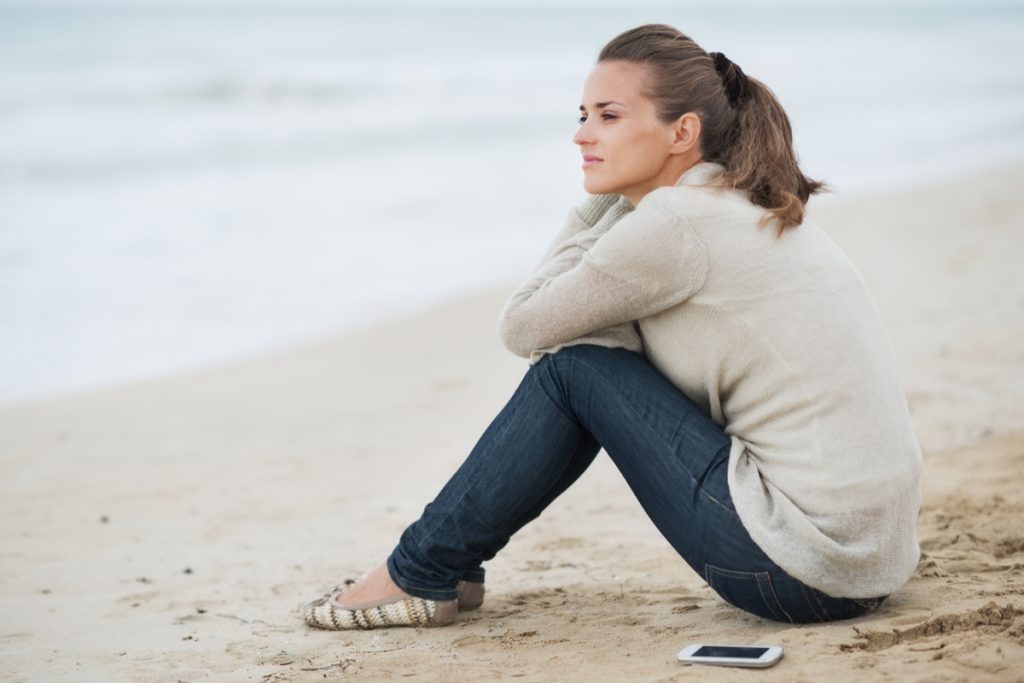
[579,100,625,112]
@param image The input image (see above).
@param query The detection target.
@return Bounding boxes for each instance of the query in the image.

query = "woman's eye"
[577,113,617,124]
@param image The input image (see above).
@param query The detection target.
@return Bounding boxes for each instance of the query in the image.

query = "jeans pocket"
[704,564,793,623]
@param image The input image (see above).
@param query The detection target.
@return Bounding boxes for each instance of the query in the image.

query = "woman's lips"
[582,155,603,169]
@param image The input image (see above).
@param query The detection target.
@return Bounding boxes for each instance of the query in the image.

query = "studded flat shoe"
[303,585,458,630]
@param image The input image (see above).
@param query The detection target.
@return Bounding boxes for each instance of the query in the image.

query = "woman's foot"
[333,563,405,606]
[303,564,458,630]
[457,580,485,611]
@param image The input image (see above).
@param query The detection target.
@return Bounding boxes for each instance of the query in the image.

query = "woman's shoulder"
[639,183,848,268]
[640,181,763,232]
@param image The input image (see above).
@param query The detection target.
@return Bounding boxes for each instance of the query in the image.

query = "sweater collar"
[674,161,726,188]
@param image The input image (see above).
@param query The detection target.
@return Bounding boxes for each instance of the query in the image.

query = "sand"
[2,164,1023,682]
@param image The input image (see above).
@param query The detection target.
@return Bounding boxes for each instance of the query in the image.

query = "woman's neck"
[623,155,705,207]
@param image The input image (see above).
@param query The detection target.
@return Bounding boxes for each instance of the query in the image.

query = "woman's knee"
[531,344,646,404]
[536,344,645,383]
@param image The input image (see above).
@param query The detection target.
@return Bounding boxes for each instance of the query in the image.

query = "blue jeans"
[387,345,885,623]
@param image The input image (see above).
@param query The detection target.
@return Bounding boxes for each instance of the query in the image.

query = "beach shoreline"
[2,162,1023,682]
[5,3,1024,414]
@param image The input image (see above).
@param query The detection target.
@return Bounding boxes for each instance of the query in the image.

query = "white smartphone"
[676,644,783,668]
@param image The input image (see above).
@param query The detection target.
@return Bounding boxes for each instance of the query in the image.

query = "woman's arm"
[498,196,708,359]
[530,193,622,269]
[508,193,645,364]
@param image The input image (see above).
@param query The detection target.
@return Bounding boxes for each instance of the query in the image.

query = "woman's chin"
[582,177,615,196]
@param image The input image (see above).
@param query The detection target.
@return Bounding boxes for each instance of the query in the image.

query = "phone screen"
[692,646,769,659]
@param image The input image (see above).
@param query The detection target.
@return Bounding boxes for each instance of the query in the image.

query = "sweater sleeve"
[529,193,621,269]
[497,197,708,359]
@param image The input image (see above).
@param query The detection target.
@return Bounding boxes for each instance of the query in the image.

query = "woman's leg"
[386,354,604,601]
[388,344,878,622]
[389,341,717,601]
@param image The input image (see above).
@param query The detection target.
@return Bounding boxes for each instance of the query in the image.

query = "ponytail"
[720,74,827,233]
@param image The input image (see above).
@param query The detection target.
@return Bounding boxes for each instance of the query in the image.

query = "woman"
[303,23,921,629]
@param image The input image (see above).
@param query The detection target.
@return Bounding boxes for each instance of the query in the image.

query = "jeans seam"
[705,564,787,623]
[415,359,573,557]
[541,353,583,425]
[757,573,794,623]
[799,581,829,622]
[568,354,705,485]
[701,488,739,516]
[567,354,739,521]
[508,428,586,532]
[399,356,586,595]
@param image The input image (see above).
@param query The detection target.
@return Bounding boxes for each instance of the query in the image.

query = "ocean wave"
[0,117,564,183]
[3,2,1023,404]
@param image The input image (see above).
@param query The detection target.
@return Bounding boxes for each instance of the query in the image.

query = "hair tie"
[709,51,750,108]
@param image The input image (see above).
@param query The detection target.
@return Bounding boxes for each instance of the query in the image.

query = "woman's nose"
[573,119,592,146]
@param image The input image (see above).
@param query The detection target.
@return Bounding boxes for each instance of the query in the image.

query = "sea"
[2,1,1023,404]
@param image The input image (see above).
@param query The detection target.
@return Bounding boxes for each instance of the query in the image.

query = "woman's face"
[574,60,696,205]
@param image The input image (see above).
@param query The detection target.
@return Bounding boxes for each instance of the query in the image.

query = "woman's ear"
[671,112,702,154]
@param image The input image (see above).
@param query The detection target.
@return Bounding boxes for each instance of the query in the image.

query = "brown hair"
[598,23,826,233]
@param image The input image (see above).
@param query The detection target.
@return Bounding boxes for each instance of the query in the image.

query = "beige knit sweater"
[498,161,921,599]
